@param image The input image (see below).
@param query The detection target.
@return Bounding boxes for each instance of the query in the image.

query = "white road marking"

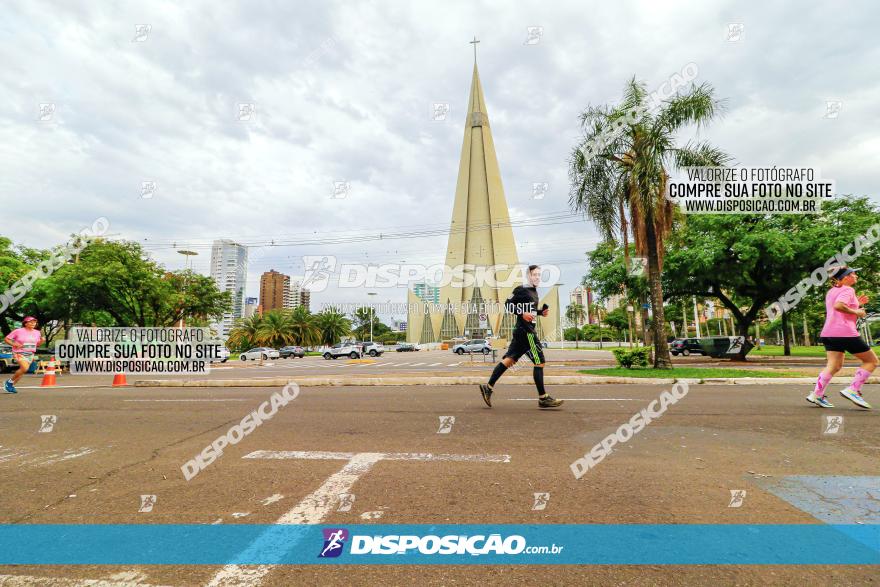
[15,385,104,389]
[507,398,634,401]
[261,494,284,506]
[231,512,250,518]
[245,450,512,463]
[411,362,425,366]
[428,363,443,366]
[0,574,169,586]
[0,446,96,467]
[124,399,247,402]
[208,450,510,586]
[207,452,383,586]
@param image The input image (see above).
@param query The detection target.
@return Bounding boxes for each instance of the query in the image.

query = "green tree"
[604,307,630,337]
[227,315,263,352]
[256,310,295,349]
[565,303,587,348]
[18,240,231,327]
[315,307,351,346]
[662,197,880,357]
[570,78,729,367]
[288,306,321,346]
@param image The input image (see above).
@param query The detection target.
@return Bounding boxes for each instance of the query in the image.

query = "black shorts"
[503,330,545,365]
[819,336,871,354]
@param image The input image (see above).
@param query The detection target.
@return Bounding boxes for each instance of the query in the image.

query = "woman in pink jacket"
[807,267,877,409]
[4,316,44,394]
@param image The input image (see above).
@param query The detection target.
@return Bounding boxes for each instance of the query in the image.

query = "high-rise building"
[570,285,595,324]
[299,288,311,311]
[260,270,290,313]
[406,59,560,343]
[604,294,625,313]
[243,297,259,319]
[287,278,303,310]
[210,239,247,338]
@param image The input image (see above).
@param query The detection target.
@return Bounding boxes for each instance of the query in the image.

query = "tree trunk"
[645,222,671,369]
[782,311,791,356]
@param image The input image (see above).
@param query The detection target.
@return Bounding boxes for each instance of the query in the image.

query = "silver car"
[239,347,280,361]
[452,339,491,355]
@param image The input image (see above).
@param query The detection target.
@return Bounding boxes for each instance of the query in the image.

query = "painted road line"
[428,363,443,366]
[206,452,384,586]
[507,398,635,401]
[244,450,512,463]
[124,399,248,402]
[208,450,510,586]
[0,575,170,586]
[16,385,108,389]
[411,363,425,366]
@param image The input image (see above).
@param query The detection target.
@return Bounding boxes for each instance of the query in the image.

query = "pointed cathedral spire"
[407,55,560,344]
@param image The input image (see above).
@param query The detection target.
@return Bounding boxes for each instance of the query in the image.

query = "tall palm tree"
[314,307,351,346]
[289,305,322,346]
[569,78,730,368]
[256,309,296,349]
[227,314,263,352]
[565,303,587,348]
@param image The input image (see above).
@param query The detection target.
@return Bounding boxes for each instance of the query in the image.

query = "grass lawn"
[748,345,828,357]
[579,366,811,378]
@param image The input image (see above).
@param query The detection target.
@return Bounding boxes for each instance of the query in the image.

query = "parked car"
[0,344,17,373]
[279,346,305,359]
[452,339,492,355]
[361,342,385,357]
[670,336,750,358]
[323,343,362,360]
[239,347,279,361]
[396,343,420,352]
[210,347,230,363]
[670,338,702,356]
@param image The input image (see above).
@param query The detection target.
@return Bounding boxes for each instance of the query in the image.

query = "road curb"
[130,375,880,388]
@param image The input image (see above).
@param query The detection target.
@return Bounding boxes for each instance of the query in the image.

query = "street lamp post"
[367,292,377,343]
[177,250,198,328]
[626,304,634,348]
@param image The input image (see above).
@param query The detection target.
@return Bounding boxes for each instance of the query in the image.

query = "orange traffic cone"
[112,373,128,387]
[41,357,58,387]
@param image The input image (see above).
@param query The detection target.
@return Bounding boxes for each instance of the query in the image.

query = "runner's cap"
[22,316,37,324]
[831,267,859,280]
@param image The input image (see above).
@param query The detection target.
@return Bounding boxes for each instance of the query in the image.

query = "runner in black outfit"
[479,264,563,409]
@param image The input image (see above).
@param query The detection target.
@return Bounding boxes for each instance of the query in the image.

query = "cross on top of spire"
[470,36,480,63]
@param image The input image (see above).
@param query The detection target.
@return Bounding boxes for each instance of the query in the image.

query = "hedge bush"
[611,347,652,368]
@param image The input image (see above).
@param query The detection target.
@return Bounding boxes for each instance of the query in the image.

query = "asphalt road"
[0,380,877,585]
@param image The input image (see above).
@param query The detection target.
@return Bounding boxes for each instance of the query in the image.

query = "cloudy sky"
[2,1,878,320]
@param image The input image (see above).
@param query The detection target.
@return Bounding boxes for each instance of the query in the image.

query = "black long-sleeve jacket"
[504,285,547,334]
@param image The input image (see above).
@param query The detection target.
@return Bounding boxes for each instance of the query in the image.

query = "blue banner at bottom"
[0,524,877,565]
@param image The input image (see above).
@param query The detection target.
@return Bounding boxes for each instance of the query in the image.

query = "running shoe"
[479,384,493,408]
[839,387,872,409]
[538,395,563,408]
[806,392,833,408]
[4,379,17,394]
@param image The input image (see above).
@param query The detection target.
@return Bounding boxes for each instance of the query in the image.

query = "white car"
[239,347,280,361]
[323,343,362,360]
[362,342,385,357]
[210,347,230,363]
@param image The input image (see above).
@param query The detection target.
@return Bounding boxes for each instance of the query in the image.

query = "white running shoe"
[839,387,871,409]
[806,392,834,408]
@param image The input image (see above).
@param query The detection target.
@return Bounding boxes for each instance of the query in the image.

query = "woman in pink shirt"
[807,267,877,409]
[4,316,44,394]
